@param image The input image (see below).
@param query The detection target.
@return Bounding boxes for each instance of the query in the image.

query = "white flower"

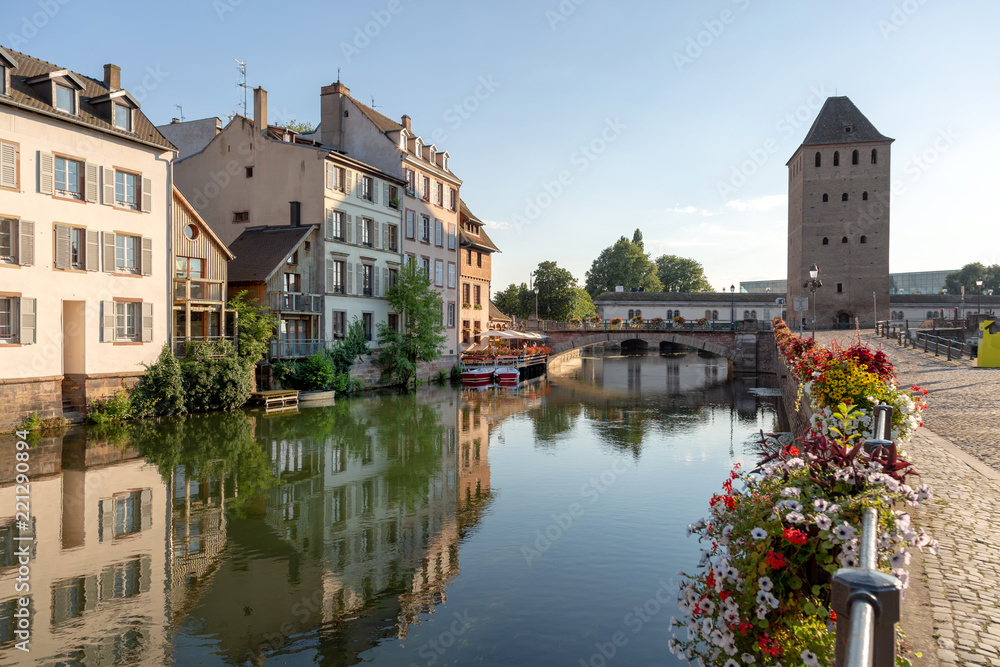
[838,550,859,568]
[686,624,698,641]
[668,638,677,654]
[766,592,779,609]
[917,484,933,501]
[814,513,832,530]
[700,598,716,615]
[801,649,820,666]
[891,550,911,568]
[723,608,740,624]
[725,660,740,667]
[758,576,773,592]
[913,528,931,550]
[781,487,800,497]
[833,522,857,542]
[751,527,768,540]
[828,503,841,513]
[785,511,806,524]
[894,567,911,589]
[741,654,756,664]
[813,498,829,512]
[702,618,714,637]
[756,605,768,620]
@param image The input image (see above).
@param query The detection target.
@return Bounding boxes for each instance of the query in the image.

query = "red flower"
[765,551,787,569]
[783,527,808,546]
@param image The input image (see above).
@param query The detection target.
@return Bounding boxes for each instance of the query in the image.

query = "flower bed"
[669,319,934,665]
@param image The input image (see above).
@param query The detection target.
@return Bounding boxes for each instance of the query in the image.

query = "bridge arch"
[547,331,737,363]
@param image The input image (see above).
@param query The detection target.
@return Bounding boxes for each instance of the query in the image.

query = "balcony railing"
[174,279,225,303]
[270,338,325,359]
[268,291,322,313]
[172,336,237,358]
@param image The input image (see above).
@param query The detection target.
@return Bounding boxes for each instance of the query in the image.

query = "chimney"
[320,81,350,149]
[401,115,412,131]
[253,87,267,133]
[103,64,120,90]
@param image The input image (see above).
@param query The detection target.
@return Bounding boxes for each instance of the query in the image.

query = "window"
[405,169,415,194]
[448,224,456,250]
[114,104,131,131]
[814,152,821,167]
[822,193,828,202]
[860,235,867,244]
[115,171,138,209]
[115,301,140,341]
[705,310,711,319]
[852,150,859,165]
[474,284,481,306]
[55,84,75,114]
[871,149,878,164]
[466,249,472,266]
[362,265,373,296]
[326,163,345,191]
[55,157,83,199]
[363,314,373,340]
[450,188,457,211]
[463,283,471,306]
[841,193,848,202]
[331,311,346,337]
[435,260,443,287]
[70,227,84,269]
[744,310,750,320]
[837,283,843,293]
[387,224,398,251]
[113,491,142,536]
[435,181,443,206]
[184,224,199,240]
[362,218,373,246]
[477,252,482,268]
[0,218,14,263]
[406,210,415,239]
[420,257,430,279]
[420,216,431,243]
[833,151,839,167]
[822,237,829,246]
[361,176,373,201]
[388,184,399,208]
[331,260,345,293]
[862,191,868,201]
[388,313,399,332]
[462,320,470,343]
[667,310,673,319]
[841,236,848,244]
[0,296,17,343]
[388,268,398,287]
[115,235,139,273]
[421,176,430,200]
[284,272,300,292]
[447,303,455,327]
[712,310,719,319]
[750,310,757,319]
[448,262,456,288]
[233,211,250,223]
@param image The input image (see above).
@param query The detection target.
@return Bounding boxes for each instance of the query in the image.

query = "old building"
[0,48,174,428]
[458,200,500,348]
[786,96,893,329]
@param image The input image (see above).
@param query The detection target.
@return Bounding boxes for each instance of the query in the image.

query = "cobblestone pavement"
[815,330,1000,666]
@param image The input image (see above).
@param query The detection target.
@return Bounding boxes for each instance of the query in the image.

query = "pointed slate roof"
[227,225,316,283]
[800,96,893,146]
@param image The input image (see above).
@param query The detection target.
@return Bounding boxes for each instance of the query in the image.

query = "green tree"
[632,228,644,250]
[229,290,278,362]
[568,288,597,319]
[375,260,447,388]
[532,261,579,321]
[943,263,1000,296]
[654,254,714,292]
[584,234,663,297]
[282,119,315,134]
[494,283,533,320]
[131,344,186,416]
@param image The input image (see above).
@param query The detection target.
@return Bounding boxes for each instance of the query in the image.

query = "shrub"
[132,344,186,417]
[181,356,253,412]
[18,413,43,432]
[298,352,337,391]
[87,389,144,424]
[450,364,462,382]
[434,368,448,383]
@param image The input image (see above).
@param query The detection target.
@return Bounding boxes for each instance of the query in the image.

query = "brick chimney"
[103,64,120,90]
[320,81,350,149]
[401,115,412,131]
[253,87,267,134]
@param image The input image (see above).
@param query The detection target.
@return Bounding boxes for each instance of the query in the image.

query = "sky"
[7,0,1000,294]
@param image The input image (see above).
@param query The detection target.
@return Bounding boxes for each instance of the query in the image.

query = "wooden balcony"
[174,279,225,303]
[267,291,322,314]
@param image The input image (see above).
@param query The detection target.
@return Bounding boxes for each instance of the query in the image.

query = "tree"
[568,288,597,319]
[375,260,447,389]
[632,228,644,250]
[584,235,663,297]
[493,283,533,320]
[943,263,1000,296]
[282,119,314,134]
[229,290,278,362]
[532,261,579,321]
[654,254,714,292]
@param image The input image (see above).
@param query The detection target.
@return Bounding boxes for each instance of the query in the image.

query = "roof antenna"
[174,104,185,122]
[235,59,249,117]
[371,96,381,110]
[337,67,341,83]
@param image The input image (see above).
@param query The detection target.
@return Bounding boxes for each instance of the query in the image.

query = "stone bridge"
[544,329,777,373]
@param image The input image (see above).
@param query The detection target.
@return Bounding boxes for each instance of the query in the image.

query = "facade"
[314,82,463,358]
[171,186,234,355]
[164,87,406,356]
[458,200,500,348]
[744,270,960,297]
[0,48,173,428]
[786,96,893,329]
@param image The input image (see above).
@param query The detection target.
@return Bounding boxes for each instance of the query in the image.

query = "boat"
[493,356,520,385]
[460,357,498,385]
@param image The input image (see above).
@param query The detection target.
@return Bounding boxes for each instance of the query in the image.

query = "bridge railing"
[526,319,770,333]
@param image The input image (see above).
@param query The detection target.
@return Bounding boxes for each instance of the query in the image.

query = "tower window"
[842,193,849,201]
[822,237,829,245]
[815,152,821,168]
[871,149,878,164]
[852,150,859,165]
[862,191,868,201]
[841,236,848,244]
[833,151,840,166]
[860,235,867,244]
[822,193,828,202]
[837,283,843,293]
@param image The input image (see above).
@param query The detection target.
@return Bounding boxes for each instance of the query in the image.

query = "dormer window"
[0,48,15,97]
[844,125,853,134]
[0,66,6,97]
[415,138,422,158]
[114,104,132,131]
[55,84,76,114]
[442,154,449,171]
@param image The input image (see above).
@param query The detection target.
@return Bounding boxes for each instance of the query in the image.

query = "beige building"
[0,48,174,429]
[314,83,463,358]
[164,87,405,356]
[786,96,893,330]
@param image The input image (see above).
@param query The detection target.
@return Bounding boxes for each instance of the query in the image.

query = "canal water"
[0,349,781,666]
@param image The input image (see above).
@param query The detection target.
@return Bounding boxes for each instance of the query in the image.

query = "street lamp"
[977,278,984,314]
[730,284,735,331]
[803,263,822,340]
[533,286,539,322]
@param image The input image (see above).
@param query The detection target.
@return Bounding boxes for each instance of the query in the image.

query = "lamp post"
[533,286,539,322]
[803,263,822,340]
[977,278,984,314]
[730,284,735,331]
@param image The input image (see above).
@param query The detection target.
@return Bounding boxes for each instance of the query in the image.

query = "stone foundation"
[79,372,145,406]
[0,375,63,432]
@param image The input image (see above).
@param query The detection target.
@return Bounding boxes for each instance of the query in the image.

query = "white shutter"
[85,163,98,203]
[0,142,16,189]
[448,224,456,250]
[326,258,333,292]
[102,300,115,342]
[374,268,380,297]
[141,177,152,213]
[324,163,332,190]
[103,231,115,273]
[435,260,443,287]
[18,221,34,266]
[19,297,36,345]
[85,230,99,271]
[345,214,353,243]
[39,151,54,194]
[382,222,389,251]
[355,218,362,245]
[383,182,390,206]
[140,490,153,531]
[141,237,153,276]
[142,302,154,342]
[54,224,71,269]
[374,221,381,249]
[324,208,333,240]
[372,179,379,204]
[448,263,456,288]
[346,262,353,295]
[357,264,363,296]
[435,219,443,247]
[344,170,352,196]
[406,211,414,239]
[383,268,389,293]
[103,167,115,205]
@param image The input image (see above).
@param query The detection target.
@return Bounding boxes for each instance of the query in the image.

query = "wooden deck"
[252,390,299,411]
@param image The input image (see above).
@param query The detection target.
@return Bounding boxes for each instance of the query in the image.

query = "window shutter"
[372,179,379,204]
[346,262,353,295]
[19,297,36,344]
[39,151,54,194]
[102,300,115,342]
[344,170,352,196]
[140,489,153,531]
[374,268,380,297]
[345,214,353,243]
[54,224,71,269]
[0,142,16,189]
[324,163,332,190]
[356,175,363,199]
[103,167,115,205]
[382,222,389,250]
[435,219,443,246]
[324,208,332,240]
[374,221,381,249]
[141,177,152,213]
[85,230,99,271]
[383,182,390,206]
[326,258,333,290]
[406,211,414,239]
[18,220,34,266]
[142,302,153,342]
[448,225,456,250]
[355,218,362,245]
[383,267,389,293]
[141,237,153,276]
[85,163,98,203]
[98,499,113,541]
[357,264,363,295]
[103,231,115,273]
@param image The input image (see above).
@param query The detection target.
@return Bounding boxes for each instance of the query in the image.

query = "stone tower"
[786,97,893,330]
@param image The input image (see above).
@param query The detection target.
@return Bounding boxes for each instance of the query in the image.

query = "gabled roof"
[347,94,404,133]
[459,199,500,253]
[227,225,316,283]
[460,199,481,224]
[0,47,174,152]
[800,96,893,146]
[172,186,235,261]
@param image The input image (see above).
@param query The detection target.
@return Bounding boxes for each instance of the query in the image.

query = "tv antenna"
[174,104,185,122]
[370,96,381,110]
[235,59,250,117]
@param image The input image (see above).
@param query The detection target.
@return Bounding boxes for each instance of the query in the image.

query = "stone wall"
[755,333,778,374]
[350,355,459,390]
[0,375,63,432]
[776,354,813,437]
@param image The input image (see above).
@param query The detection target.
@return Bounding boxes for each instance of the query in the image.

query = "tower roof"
[800,96,893,146]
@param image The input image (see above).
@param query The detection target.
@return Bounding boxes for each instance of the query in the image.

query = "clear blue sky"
[8,0,999,294]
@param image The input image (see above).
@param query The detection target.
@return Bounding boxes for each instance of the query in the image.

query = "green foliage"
[434,368,448,383]
[654,254,714,292]
[18,412,43,432]
[450,364,462,382]
[375,259,446,389]
[584,233,663,297]
[181,356,254,412]
[87,388,146,424]
[568,287,597,319]
[228,290,278,363]
[493,282,533,320]
[131,344,187,417]
[328,317,370,375]
[281,119,315,134]
[631,228,643,250]
[532,260,579,321]
[942,262,1000,296]
[297,352,337,391]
